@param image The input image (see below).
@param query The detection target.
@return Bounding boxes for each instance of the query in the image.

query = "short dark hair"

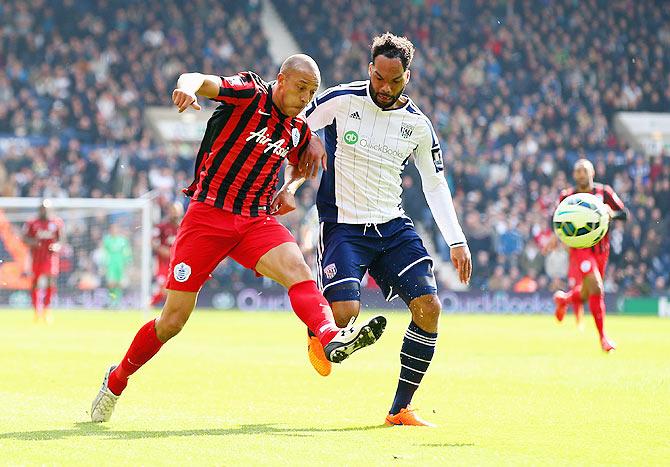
[371,33,415,70]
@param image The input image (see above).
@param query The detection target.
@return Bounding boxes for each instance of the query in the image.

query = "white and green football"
[553,193,609,249]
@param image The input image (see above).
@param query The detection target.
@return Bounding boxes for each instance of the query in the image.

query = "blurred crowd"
[0,0,270,199]
[1,0,668,295]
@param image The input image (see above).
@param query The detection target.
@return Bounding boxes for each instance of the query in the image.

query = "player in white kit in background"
[283,33,472,426]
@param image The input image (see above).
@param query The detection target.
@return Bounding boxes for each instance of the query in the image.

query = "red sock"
[288,280,338,346]
[107,319,163,395]
[588,294,606,339]
[566,285,583,313]
[44,286,54,308]
[31,287,39,310]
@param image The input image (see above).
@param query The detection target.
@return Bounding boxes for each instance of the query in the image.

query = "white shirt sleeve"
[414,118,467,247]
[302,86,343,131]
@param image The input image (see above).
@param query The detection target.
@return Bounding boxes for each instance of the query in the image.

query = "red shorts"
[568,247,608,288]
[166,201,296,292]
[32,257,59,278]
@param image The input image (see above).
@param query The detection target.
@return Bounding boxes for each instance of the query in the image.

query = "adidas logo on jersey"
[349,111,361,120]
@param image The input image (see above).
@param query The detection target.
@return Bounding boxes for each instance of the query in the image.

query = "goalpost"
[0,197,154,311]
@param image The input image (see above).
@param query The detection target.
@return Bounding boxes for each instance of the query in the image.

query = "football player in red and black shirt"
[91,55,386,422]
[553,159,627,352]
[150,202,183,307]
[23,202,63,323]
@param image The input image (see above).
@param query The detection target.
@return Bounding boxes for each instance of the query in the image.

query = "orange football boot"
[307,332,332,377]
[385,406,436,427]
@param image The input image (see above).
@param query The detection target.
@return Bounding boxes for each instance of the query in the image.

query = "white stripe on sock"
[405,332,437,347]
[400,352,432,364]
[401,364,426,374]
[405,328,437,344]
[398,377,420,386]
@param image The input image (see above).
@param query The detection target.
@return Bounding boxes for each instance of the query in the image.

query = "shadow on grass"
[0,422,385,441]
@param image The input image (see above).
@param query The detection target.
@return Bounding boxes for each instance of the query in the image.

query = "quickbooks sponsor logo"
[359,138,404,158]
[343,130,359,145]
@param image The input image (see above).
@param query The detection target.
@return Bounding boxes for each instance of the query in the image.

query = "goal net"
[0,197,153,310]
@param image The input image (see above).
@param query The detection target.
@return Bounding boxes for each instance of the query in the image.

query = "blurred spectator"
[1,0,668,295]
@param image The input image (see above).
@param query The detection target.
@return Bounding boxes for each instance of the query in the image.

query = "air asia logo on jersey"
[246,127,290,157]
[400,123,413,139]
[323,263,337,279]
[343,130,359,145]
[173,262,191,282]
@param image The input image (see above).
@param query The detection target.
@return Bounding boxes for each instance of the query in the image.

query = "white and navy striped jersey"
[305,81,442,224]
[304,80,467,247]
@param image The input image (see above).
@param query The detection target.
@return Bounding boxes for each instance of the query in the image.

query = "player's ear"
[405,68,411,84]
[368,62,373,78]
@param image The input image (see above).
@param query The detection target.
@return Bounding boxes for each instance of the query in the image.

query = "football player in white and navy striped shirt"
[276,33,472,426]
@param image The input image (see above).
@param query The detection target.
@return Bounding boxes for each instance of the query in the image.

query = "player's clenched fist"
[172,89,201,113]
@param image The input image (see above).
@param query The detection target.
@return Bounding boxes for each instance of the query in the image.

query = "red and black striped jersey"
[23,217,63,265]
[184,71,311,217]
[559,182,626,253]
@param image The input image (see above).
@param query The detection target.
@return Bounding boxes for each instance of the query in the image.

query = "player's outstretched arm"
[172,73,222,112]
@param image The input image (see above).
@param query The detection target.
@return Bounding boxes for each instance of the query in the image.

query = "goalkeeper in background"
[103,223,132,307]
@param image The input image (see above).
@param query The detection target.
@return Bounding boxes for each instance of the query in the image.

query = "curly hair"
[370,32,415,70]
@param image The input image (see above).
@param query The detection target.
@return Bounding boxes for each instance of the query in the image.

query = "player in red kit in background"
[553,159,627,352]
[90,54,386,422]
[150,202,183,307]
[23,202,63,323]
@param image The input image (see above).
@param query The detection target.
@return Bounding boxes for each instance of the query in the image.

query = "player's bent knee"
[410,294,442,326]
[157,290,197,340]
[290,261,313,282]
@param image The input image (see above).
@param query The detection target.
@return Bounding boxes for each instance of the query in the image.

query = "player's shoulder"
[227,71,267,92]
[594,182,615,193]
[403,97,437,138]
[403,97,430,121]
[315,80,368,104]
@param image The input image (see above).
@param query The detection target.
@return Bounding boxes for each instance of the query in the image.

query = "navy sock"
[390,321,437,415]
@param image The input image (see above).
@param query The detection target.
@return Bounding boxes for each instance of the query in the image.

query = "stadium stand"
[273,0,670,295]
[0,0,668,295]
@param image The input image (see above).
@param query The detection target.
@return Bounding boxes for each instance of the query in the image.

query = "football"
[553,193,610,249]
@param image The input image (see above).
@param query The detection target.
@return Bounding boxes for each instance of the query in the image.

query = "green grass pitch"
[1,309,668,465]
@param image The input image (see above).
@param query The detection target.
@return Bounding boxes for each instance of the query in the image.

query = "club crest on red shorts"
[173,262,192,282]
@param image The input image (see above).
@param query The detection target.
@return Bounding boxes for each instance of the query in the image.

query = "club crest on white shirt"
[400,123,413,139]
